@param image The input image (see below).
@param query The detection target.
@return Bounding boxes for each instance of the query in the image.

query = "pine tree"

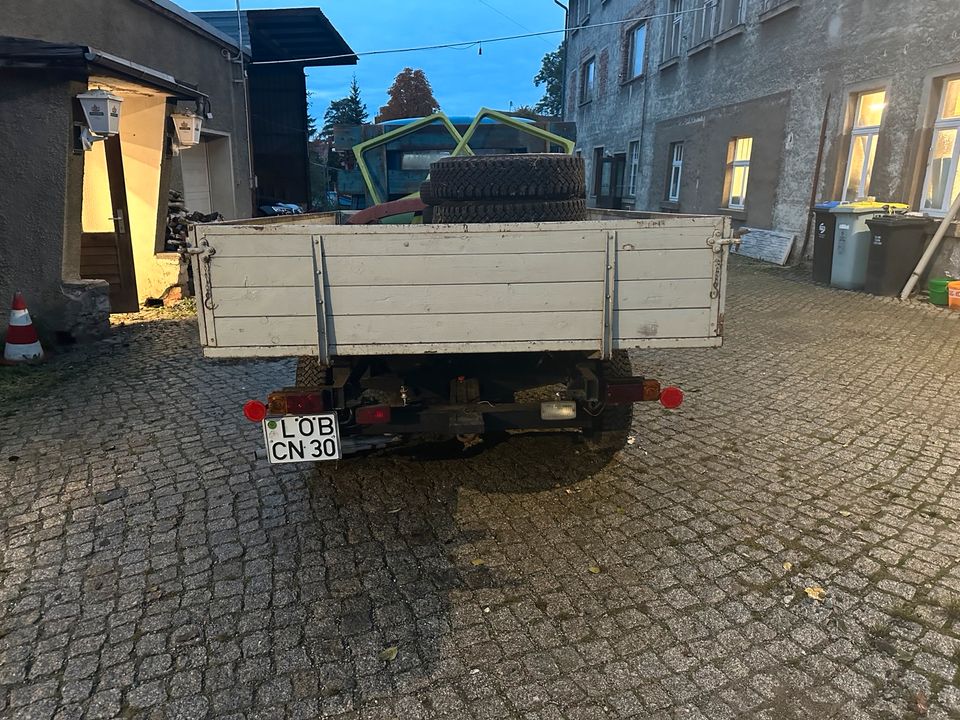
[376,68,440,122]
[322,75,369,136]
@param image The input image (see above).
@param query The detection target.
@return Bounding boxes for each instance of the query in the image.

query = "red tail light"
[243,400,267,422]
[659,386,684,409]
[355,404,391,425]
[267,392,326,415]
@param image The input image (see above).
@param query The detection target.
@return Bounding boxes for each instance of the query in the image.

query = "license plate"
[262,413,341,463]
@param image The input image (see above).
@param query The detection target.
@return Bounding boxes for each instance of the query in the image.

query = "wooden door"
[80,135,138,313]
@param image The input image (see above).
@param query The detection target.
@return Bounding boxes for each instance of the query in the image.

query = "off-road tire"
[295,356,327,387]
[428,154,586,202]
[419,181,439,206]
[431,198,587,224]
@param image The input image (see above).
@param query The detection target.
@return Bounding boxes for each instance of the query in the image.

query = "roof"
[0,36,208,101]
[195,8,356,66]
[140,0,243,51]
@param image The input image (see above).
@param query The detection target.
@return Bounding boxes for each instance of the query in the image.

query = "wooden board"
[194,215,730,358]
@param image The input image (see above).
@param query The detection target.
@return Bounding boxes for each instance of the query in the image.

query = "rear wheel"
[585,350,633,451]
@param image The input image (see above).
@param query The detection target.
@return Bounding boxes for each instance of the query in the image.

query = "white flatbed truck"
[189,209,734,462]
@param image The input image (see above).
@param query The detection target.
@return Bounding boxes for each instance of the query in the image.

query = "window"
[718,0,744,32]
[625,23,647,79]
[725,137,752,209]
[842,89,886,202]
[694,0,718,45]
[668,142,683,202]
[579,57,596,103]
[627,141,640,196]
[579,0,592,23]
[592,147,604,196]
[664,0,683,60]
[921,77,960,214]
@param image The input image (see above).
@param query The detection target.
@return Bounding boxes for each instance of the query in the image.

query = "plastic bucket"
[949,281,960,309]
[928,277,951,306]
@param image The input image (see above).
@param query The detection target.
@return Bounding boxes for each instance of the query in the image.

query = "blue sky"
[179,0,566,121]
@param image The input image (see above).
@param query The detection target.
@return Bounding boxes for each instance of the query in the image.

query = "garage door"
[180,140,211,213]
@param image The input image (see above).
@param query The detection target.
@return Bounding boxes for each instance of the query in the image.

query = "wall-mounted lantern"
[77,88,123,151]
[171,110,203,149]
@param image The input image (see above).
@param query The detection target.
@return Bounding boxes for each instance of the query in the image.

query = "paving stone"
[1,259,959,717]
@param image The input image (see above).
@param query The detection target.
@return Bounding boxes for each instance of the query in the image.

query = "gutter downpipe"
[899,190,960,300]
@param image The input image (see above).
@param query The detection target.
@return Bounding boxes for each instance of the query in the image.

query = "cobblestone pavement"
[2,259,960,720]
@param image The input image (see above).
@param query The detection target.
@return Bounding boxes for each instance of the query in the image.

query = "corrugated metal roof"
[195,8,356,66]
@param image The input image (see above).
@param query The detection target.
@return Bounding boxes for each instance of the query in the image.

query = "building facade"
[564,0,960,272]
[1,0,254,339]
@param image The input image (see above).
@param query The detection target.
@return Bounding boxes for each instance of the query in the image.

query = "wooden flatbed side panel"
[327,311,598,345]
[215,316,318,348]
[324,253,604,287]
[212,256,315,288]
[211,286,317,317]
[331,336,722,356]
[327,282,602,315]
[615,248,713,280]
[203,345,318,358]
[614,308,714,340]
[616,278,713,310]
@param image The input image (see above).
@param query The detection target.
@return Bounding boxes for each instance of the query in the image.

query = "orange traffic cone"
[4,292,44,362]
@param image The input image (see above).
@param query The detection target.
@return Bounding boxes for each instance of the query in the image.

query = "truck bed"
[191,210,732,361]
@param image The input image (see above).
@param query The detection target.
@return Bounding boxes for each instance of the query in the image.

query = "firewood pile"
[165,189,223,251]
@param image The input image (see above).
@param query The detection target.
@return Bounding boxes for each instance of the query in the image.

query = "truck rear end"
[190,211,733,462]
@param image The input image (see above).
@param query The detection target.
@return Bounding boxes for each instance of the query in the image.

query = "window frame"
[664,0,683,61]
[668,142,683,202]
[625,22,648,80]
[579,0,592,23]
[627,140,640,196]
[841,89,886,202]
[579,56,597,104]
[725,136,753,210]
[717,0,744,33]
[920,76,960,215]
[694,0,718,45]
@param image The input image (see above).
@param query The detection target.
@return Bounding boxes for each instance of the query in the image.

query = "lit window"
[921,77,960,214]
[668,142,683,202]
[664,0,683,60]
[725,137,752,209]
[579,57,596,103]
[626,23,647,78]
[842,89,886,202]
[627,141,640,196]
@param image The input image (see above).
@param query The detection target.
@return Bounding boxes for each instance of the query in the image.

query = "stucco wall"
[0,0,254,338]
[0,72,91,336]
[4,0,253,219]
[564,0,960,275]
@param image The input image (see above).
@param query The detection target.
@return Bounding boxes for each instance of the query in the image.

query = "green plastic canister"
[928,277,951,306]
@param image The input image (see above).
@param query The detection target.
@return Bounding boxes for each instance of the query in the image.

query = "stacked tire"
[421,154,587,224]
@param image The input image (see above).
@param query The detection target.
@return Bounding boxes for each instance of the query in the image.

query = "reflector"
[659,386,684,409]
[243,400,267,422]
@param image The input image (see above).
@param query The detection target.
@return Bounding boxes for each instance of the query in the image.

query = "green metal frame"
[351,108,576,206]
[352,113,465,206]
[451,107,575,157]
